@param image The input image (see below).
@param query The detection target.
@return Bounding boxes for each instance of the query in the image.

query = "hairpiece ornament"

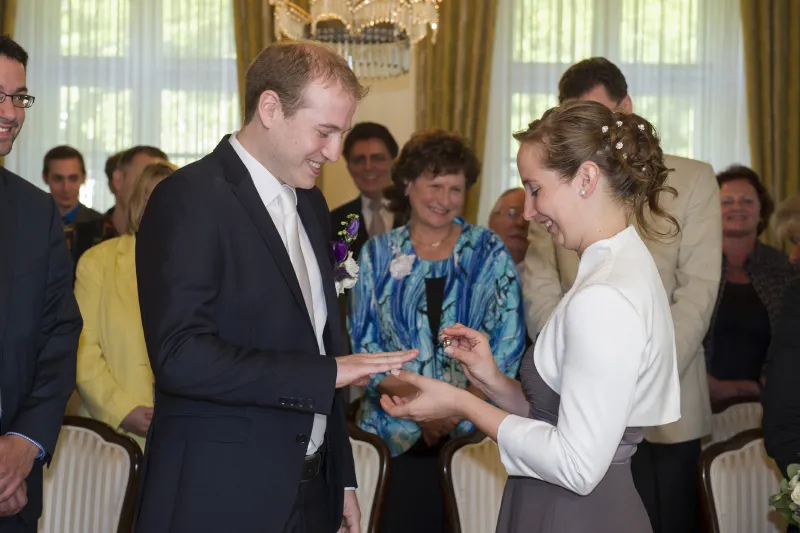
[638,124,645,131]
[616,120,623,127]
[642,166,646,172]
[615,141,624,149]
[622,154,628,160]
[601,125,609,133]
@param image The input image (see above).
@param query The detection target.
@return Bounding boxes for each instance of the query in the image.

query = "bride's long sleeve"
[496,284,646,496]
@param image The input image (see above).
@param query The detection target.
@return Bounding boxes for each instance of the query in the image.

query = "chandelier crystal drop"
[270,0,441,79]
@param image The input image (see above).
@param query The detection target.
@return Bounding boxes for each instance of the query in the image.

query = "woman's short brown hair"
[513,100,678,241]
[127,161,177,234]
[386,128,481,215]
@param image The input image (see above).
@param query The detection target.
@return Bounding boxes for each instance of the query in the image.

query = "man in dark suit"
[0,36,82,533]
[134,41,417,533]
[41,145,102,227]
[330,122,404,260]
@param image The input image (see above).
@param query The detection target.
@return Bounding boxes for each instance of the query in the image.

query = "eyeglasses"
[490,207,522,220]
[0,91,35,109]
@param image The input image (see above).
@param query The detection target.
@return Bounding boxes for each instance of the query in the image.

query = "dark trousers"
[379,438,447,533]
[631,438,702,533]
[0,517,36,533]
[282,471,334,533]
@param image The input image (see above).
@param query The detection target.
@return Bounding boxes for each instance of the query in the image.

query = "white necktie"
[279,187,314,324]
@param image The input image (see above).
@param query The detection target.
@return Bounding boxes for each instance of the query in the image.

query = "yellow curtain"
[232,0,274,120]
[0,0,15,35]
[416,0,499,224]
[740,0,800,229]
[0,0,16,168]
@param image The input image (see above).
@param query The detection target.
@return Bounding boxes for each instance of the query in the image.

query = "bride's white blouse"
[497,225,681,495]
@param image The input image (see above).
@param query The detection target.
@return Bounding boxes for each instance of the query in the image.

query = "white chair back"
[447,436,508,533]
[39,419,140,533]
[704,401,763,449]
[348,425,389,533]
[704,432,787,533]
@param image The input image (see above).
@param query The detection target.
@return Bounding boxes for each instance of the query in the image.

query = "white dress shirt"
[229,134,328,456]
[360,195,393,237]
[497,226,681,495]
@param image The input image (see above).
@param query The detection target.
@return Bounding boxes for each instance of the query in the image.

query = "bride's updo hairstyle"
[514,100,679,240]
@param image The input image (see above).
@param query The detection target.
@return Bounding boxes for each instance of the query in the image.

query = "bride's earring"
[579,189,586,197]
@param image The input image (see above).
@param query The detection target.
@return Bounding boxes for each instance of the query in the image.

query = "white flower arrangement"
[770,463,800,526]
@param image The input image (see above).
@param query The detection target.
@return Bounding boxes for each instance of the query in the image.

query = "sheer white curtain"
[479,0,749,223]
[7,0,240,212]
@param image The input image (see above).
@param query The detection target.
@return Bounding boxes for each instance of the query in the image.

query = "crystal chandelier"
[270,0,441,79]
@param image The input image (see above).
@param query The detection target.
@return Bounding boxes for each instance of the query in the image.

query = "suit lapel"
[0,172,16,349]
[214,137,313,331]
[296,191,340,353]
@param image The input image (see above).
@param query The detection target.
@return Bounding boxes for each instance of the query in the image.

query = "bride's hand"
[440,323,503,395]
[379,371,466,423]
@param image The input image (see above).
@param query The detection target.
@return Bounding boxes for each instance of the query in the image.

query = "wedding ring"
[442,337,452,348]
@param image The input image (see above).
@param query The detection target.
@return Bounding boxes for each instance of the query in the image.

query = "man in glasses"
[488,187,529,271]
[0,35,81,532]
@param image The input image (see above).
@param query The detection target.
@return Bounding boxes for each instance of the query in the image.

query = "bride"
[381,100,682,533]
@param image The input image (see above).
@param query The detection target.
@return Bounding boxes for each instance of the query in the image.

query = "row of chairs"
[35,400,780,533]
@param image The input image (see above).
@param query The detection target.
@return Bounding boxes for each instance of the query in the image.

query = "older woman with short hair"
[75,161,176,448]
[704,165,796,407]
[348,128,525,533]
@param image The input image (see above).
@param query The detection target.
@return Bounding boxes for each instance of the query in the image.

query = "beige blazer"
[522,154,722,444]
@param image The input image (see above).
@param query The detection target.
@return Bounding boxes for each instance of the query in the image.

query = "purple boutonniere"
[332,214,360,295]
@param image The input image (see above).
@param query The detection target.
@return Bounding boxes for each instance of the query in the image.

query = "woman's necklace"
[410,222,455,248]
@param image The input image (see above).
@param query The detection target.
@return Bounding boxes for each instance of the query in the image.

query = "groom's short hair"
[243,40,368,124]
[558,57,628,104]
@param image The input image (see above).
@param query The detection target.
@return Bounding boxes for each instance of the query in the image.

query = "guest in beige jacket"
[523,58,721,533]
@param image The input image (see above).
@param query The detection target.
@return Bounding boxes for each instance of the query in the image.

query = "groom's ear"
[257,90,282,128]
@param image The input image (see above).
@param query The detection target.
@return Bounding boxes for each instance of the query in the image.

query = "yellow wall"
[320,60,417,210]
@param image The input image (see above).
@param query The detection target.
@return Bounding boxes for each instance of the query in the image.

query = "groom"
[134,41,416,533]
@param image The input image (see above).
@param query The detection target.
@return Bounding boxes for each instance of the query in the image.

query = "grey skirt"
[495,462,652,533]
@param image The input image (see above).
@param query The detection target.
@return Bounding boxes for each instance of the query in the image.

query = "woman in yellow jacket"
[75,161,176,448]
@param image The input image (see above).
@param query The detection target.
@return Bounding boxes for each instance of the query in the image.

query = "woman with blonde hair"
[75,161,176,448]
[773,195,800,264]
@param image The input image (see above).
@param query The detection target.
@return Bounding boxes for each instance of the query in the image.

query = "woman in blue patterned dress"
[348,128,525,533]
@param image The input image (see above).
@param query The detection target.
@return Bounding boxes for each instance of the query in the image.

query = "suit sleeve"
[136,175,337,414]
[74,249,139,429]
[669,164,722,378]
[762,277,800,475]
[522,219,564,336]
[9,199,81,456]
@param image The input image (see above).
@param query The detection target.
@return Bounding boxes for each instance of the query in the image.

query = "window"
[479,0,749,222]
[7,0,240,212]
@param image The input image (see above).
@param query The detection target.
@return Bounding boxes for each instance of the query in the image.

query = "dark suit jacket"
[330,196,405,262]
[763,275,800,476]
[134,136,356,533]
[0,168,81,529]
[71,204,103,225]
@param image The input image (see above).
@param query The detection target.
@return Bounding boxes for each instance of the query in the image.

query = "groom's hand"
[335,350,418,388]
